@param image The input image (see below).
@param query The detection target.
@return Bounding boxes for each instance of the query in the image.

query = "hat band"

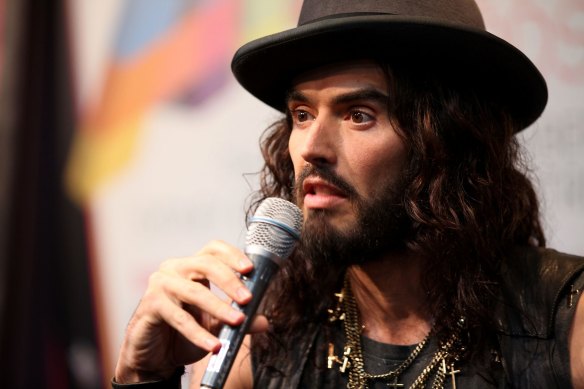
[299,12,396,26]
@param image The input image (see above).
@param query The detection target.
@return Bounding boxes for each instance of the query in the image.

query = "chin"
[304,208,355,232]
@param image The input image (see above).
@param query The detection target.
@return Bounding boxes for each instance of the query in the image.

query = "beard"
[294,165,411,267]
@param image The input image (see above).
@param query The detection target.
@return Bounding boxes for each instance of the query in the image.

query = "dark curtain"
[0,0,103,387]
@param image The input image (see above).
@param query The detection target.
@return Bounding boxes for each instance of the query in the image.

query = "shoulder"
[495,246,584,387]
[570,296,584,389]
[496,246,584,337]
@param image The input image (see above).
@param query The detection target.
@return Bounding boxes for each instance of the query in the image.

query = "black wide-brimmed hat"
[232,0,547,130]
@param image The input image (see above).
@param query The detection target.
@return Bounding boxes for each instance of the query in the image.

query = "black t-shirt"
[297,324,504,388]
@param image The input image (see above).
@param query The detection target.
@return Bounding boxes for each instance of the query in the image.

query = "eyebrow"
[332,88,389,106]
[286,90,309,105]
[286,88,389,108]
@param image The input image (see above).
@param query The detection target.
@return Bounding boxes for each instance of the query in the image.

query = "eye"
[292,109,314,123]
[297,110,309,122]
[350,110,374,124]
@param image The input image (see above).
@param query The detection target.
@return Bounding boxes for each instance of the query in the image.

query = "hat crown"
[232,0,547,130]
[298,0,485,30]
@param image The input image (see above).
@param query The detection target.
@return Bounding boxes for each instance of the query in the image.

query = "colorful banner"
[66,0,582,384]
[66,0,243,204]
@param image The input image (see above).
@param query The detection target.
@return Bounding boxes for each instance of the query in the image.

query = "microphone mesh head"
[246,197,302,259]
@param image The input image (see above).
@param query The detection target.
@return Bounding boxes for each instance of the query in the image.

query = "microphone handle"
[200,252,280,389]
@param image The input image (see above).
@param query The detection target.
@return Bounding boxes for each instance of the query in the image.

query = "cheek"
[288,130,303,176]
[351,140,408,190]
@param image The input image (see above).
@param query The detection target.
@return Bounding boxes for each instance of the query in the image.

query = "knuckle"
[159,257,180,272]
[195,241,214,256]
[148,296,163,313]
[147,271,164,286]
[172,309,190,327]
[219,271,242,289]
[139,291,163,315]
[208,239,227,247]
[186,282,206,299]
[200,239,228,256]
[218,303,232,317]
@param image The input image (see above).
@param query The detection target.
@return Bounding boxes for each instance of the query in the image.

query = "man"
[113,1,584,388]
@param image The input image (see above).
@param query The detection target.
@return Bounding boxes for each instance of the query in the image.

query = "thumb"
[248,314,269,334]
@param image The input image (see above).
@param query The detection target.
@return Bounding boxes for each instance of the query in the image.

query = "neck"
[347,251,432,346]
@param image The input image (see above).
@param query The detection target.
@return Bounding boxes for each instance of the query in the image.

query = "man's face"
[287,61,410,263]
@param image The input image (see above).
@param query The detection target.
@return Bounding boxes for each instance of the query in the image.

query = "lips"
[302,177,347,209]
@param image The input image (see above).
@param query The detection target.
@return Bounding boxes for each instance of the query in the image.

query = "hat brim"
[232,15,547,130]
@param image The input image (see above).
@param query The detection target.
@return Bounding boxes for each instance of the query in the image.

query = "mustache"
[294,165,358,200]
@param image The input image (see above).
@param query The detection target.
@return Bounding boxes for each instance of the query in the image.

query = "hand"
[114,240,269,383]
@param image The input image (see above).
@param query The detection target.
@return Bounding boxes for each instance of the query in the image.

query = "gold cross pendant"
[327,292,346,322]
[340,345,351,372]
[387,376,404,388]
[441,359,461,389]
[327,343,351,372]
[327,343,338,369]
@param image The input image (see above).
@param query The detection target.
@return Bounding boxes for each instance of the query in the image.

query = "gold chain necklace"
[327,274,465,389]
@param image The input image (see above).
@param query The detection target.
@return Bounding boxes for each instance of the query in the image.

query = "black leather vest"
[252,247,584,388]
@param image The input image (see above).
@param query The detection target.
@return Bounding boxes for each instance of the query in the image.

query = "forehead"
[290,60,388,93]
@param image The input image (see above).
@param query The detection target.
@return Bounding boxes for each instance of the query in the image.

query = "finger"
[195,240,253,273]
[169,256,253,306]
[160,273,246,326]
[155,298,222,354]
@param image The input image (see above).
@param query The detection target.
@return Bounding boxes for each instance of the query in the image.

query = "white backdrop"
[68,0,584,383]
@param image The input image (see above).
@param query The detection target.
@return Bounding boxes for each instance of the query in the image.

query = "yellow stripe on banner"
[241,0,301,44]
[65,1,239,205]
[65,116,142,204]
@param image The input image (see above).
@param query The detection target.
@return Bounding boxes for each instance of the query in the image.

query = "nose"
[298,114,338,166]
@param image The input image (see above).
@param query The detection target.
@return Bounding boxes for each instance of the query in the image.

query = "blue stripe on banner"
[114,0,201,59]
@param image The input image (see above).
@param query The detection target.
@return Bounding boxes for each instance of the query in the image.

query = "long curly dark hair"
[247,62,545,374]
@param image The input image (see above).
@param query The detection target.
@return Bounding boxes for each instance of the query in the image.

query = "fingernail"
[239,258,252,269]
[205,338,220,352]
[229,309,244,322]
[237,287,251,301]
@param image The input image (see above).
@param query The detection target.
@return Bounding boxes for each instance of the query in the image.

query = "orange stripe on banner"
[83,1,239,135]
[66,1,240,204]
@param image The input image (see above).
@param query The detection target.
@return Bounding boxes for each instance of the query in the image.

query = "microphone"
[200,197,302,389]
